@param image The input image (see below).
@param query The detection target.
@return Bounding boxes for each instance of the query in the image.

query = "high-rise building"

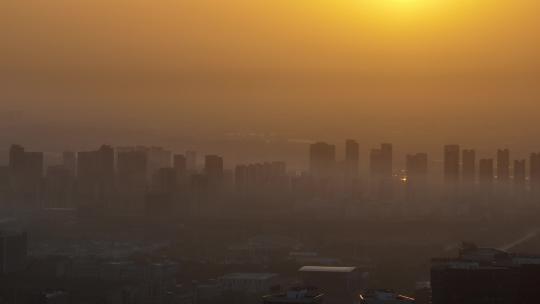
[173,154,187,176]
[514,159,526,187]
[235,161,288,193]
[462,149,476,184]
[497,149,510,182]
[186,150,198,171]
[444,145,460,184]
[345,140,360,178]
[309,142,336,179]
[530,153,540,190]
[479,159,494,185]
[77,145,115,203]
[152,167,177,193]
[146,146,172,176]
[406,153,428,183]
[9,145,26,176]
[45,165,73,208]
[370,143,393,179]
[117,150,148,191]
[62,151,77,177]
[369,144,393,200]
[406,153,428,200]
[117,146,172,180]
[205,155,224,179]
[8,145,44,203]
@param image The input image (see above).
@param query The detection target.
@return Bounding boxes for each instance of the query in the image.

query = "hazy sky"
[2,0,540,150]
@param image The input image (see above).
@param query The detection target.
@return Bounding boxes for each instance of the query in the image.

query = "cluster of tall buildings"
[444,145,540,192]
[3,140,540,216]
[1,145,228,214]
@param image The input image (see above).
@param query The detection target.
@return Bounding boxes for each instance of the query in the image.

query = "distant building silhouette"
[117,146,171,180]
[462,149,476,184]
[152,167,177,193]
[514,159,526,186]
[204,155,224,194]
[406,153,428,184]
[235,162,287,194]
[370,143,392,179]
[444,145,460,185]
[45,165,73,208]
[77,145,115,207]
[370,143,393,200]
[62,151,77,177]
[345,139,360,179]
[497,149,510,182]
[205,155,224,179]
[173,154,188,186]
[186,150,198,171]
[406,153,428,200]
[309,142,336,179]
[530,153,540,192]
[117,150,148,192]
[8,145,44,206]
[479,159,494,186]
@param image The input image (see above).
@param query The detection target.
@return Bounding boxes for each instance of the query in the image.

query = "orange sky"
[2,0,540,149]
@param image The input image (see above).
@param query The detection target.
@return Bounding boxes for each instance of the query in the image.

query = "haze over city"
[2,1,540,304]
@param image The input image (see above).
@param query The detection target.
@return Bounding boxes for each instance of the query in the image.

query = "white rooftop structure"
[299,266,356,273]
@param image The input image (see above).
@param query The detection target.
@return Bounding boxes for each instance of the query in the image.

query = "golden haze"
[1,0,540,148]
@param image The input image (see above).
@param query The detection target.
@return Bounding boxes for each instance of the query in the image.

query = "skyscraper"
[345,139,360,178]
[462,149,476,184]
[117,150,148,191]
[173,154,187,178]
[186,150,198,171]
[530,153,540,192]
[77,145,115,204]
[370,143,393,179]
[497,149,510,182]
[479,159,494,185]
[444,145,460,184]
[8,145,44,201]
[513,160,526,187]
[309,142,336,179]
[406,153,428,183]
[205,155,224,179]
[152,167,177,193]
[62,151,77,177]
[369,143,393,200]
[406,153,428,199]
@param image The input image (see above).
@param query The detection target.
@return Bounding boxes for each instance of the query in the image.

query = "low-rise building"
[219,273,280,294]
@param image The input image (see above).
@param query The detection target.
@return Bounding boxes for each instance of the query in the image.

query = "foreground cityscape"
[2,140,540,303]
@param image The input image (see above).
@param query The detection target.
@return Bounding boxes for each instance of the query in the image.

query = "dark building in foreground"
[0,231,27,275]
[431,243,540,304]
[263,287,324,304]
[299,266,364,304]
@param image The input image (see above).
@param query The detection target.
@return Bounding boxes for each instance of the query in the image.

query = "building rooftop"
[263,287,324,304]
[299,266,356,273]
[221,273,279,280]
